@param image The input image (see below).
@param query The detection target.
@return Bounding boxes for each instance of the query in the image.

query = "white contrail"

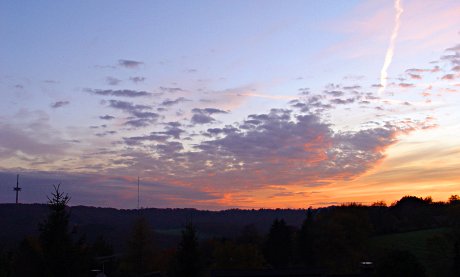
[378,0,403,95]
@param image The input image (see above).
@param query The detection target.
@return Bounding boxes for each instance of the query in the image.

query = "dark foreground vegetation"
[1,188,460,277]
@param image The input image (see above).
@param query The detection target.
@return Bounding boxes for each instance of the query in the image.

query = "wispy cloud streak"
[378,0,403,95]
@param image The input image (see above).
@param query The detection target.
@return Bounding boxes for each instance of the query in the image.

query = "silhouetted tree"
[375,250,426,277]
[38,184,90,277]
[121,216,157,276]
[212,239,266,270]
[170,222,203,277]
[391,196,434,231]
[454,242,460,276]
[237,224,261,246]
[297,208,315,266]
[11,237,44,277]
[0,245,13,277]
[264,219,292,268]
[314,204,371,273]
[90,235,116,276]
[450,195,460,205]
[91,235,114,257]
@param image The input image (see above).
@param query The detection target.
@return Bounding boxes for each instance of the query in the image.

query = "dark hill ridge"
[0,203,308,250]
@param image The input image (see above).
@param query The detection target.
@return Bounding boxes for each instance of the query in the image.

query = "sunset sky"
[1,0,459,209]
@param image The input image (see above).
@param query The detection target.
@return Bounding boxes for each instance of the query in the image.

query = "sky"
[1,0,459,210]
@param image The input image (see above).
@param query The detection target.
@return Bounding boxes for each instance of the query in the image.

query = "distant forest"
[1,187,460,277]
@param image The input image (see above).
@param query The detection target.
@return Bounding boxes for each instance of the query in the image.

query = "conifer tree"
[171,222,203,277]
[122,216,157,276]
[39,185,89,277]
[264,219,292,268]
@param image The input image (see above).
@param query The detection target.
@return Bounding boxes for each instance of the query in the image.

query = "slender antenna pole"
[137,176,140,211]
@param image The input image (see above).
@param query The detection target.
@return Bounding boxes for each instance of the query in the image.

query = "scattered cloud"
[0,115,68,162]
[51,101,70,108]
[330,98,355,105]
[118,59,144,68]
[107,100,159,127]
[442,74,456,80]
[398,83,415,88]
[190,108,228,125]
[191,113,215,124]
[123,133,170,145]
[95,130,117,137]
[407,73,422,80]
[99,115,115,120]
[106,76,121,86]
[130,76,146,83]
[159,86,185,93]
[43,80,58,84]
[86,89,150,97]
[192,108,228,115]
[161,97,190,107]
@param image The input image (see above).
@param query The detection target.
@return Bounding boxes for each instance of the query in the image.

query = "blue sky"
[1,0,459,209]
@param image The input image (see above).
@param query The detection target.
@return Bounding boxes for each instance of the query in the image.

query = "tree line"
[1,187,460,276]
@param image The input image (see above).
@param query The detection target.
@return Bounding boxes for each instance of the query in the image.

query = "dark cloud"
[343,85,361,90]
[161,97,189,107]
[325,90,344,97]
[405,68,424,73]
[44,80,58,84]
[191,113,215,124]
[192,108,228,115]
[156,141,183,155]
[162,122,185,139]
[165,121,181,128]
[291,95,332,113]
[174,109,416,190]
[99,115,115,120]
[95,131,117,137]
[190,108,228,125]
[107,100,151,111]
[130,76,146,83]
[159,87,184,93]
[124,118,152,128]
[106,76,121,86]
[441,53,460,65]
[407,73,422,80]
[51,101,70,108]
[446,44,460,52]
[298,88,310,95]
[431,66,441,72]
[205,126,239,137]
[122,122,185,146]
[118,59,144,68]
[107,100,159,127]
[443,44,460,67]
[123,133,170,145]
[86,89,150,97]
[330,98,355,105]
[398,83,415,88]
[441,74,456,80]
[0,122,68,160]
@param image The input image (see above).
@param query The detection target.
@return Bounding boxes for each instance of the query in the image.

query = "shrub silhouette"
[376,249,426,277]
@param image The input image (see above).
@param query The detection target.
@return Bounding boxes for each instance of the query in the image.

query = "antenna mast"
[137,176,140,211]
[14,174,22,204]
